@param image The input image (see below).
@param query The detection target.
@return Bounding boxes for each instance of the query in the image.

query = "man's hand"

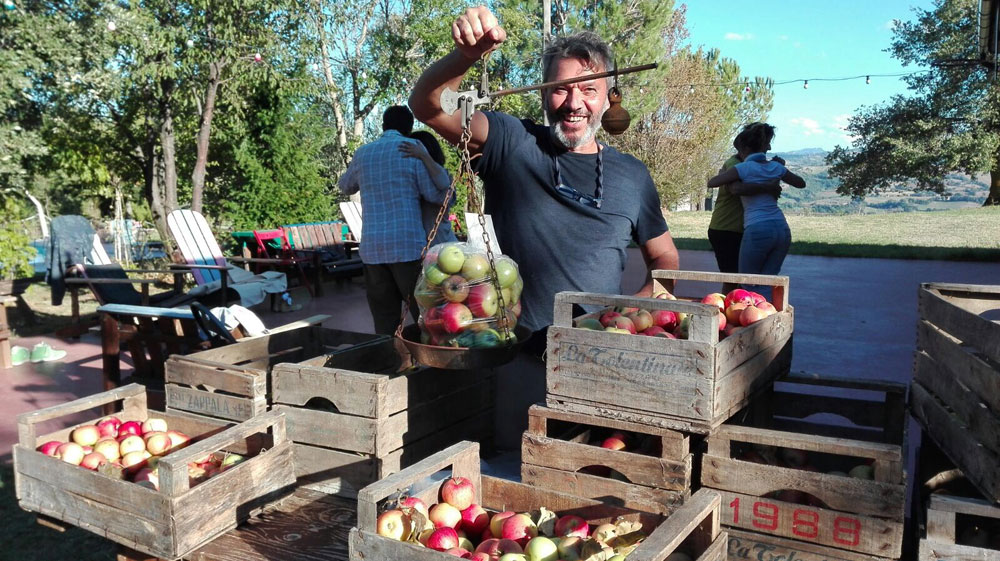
[771,156,786,165]
[398,141,428,160]
[452,6,507,61]
[763,182,783,199]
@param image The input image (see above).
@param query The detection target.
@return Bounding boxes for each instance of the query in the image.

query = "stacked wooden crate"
[525,270,792,514]
[163,325,385,423]
[271,337,495,498]
[702,373,908,561]
[350,441,728,561]
[915,431,1000,560]
[13,384,296,561]
[910,282,1000,503]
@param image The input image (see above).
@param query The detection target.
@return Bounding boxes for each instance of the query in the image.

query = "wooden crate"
[520,404,692,515]
[349,441,727,561]
[271,337,494,498]
[701,373,908,559]
[13,384,296,561]
[728,528,895,561]
[919,495,1000,560]
[911,282,1000,503]
[164,325,386,422]
[546,270,793,433]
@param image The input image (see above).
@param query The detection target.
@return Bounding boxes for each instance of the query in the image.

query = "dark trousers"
[363,260,422,335]
[708,228,743,273]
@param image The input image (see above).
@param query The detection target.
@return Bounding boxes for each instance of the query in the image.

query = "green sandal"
[29,342,68,363]
[10,345,30,366]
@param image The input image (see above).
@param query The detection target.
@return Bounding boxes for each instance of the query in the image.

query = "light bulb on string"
[803,80,808,89]
[689,85,695,94]
[107,20,116,31]
[254,52,262,62]
[866,75,871,84]
[186,39,194,48]
[310,63,319,72]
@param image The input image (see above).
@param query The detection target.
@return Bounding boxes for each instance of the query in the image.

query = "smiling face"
[544,57,609,153]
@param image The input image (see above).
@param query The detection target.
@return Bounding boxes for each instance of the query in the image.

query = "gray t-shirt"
[474,111,668,331]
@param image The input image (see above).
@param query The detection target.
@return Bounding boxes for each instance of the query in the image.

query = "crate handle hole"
[764,489,829,509]
[303,396,341,413]
[577,465,633,484]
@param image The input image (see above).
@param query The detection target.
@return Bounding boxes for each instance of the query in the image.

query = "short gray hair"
[542,32,614,87]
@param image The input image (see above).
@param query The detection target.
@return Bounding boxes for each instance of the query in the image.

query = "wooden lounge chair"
[281,221,362,277]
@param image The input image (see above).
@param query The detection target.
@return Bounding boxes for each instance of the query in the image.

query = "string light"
[689,85,695,94]
[254,53,262,62]
[803,80,808,89]
[186,39,195,48]
[866,75,871,84]
[107,20,116,31]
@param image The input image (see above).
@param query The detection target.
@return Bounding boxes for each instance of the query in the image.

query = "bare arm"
[782,170,807,189]
[728,179,782,197]
[399,142,451,192]
[634,231,680,297]
[408,6,506,154]
[707,167,740,188]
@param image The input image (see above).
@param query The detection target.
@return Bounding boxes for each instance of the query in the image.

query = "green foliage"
[826,0,1000,204]
[0,195,37,280]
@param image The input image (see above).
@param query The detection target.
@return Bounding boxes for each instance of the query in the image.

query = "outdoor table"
[98,303,200,390]
[116,487,354,561]
[1,295,16,369]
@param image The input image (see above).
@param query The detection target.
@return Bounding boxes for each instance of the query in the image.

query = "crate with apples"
[164,325,385,422]
[701,373,907,560]
[910,282,1000,504]
[415,242,523,348]
[520,404,692,516]
[913,428,1000,561]
[546,270,793,434]
[271,336,494,498]
[349,440,727,561]
[13,383,295,561]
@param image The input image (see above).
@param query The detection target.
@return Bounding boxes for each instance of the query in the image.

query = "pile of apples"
[374,476,679,560]
[415,242,524,349]
[576,288,777,340]
[35,416,244,490]
[736,444,876,507]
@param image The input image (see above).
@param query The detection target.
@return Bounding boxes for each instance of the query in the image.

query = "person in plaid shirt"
[339,106,450,335]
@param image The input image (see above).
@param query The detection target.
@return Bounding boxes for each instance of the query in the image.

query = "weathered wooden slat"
[713,308,794,386]
[166,385,266,422]
[914,351,1000,455]
[728,528,893,561]
[381,367,492,416]
[526,403,689,458]
[929,493,1000,519]
[917,320,1000,417]
[920,283,1000,366]
[271,363,387,417]
[918,540,1000,561]
[713,335,792,419]
[376,409,494,476]
[714,424,901,463]
[292,443,377,499]
[701,455,905,519]
[164,358,265,395]
[717,490,902,557]
[520,463,688,515]
[911,381,1000,503]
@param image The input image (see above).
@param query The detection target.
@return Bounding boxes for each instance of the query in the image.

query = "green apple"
[498,555,527,561]
[437,245,466,273]
[575,318,604,330]
[414,279,440,308]
[604,327,631,334]
[473,329,501,348]
[461,254,491,282]
[424,264,449,286]
[494,258,519,288]
[524,536,559,561]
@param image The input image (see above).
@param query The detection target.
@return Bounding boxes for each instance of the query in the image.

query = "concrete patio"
[2,248,998,462]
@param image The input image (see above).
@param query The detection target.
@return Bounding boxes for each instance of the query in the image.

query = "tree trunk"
[315,5,350,168]
[159,80,178,217]
[191,60,223,214]
[986,159,1000,206]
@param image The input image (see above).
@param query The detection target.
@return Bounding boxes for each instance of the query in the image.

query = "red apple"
[93,438,121,461]
[724,289,756,309]
[748,291,767,306]
[554,514,589,539]
[470,553,491,561]
[96,417,120,439]
[441,275,471,303]
[650,309,678,330]
[461,504,490,536]
[81,451,108,470]
[467,284,499,318]
[440,302,473,334]
[166,430,190,450]
[37,441,62,456]
[445,547,472,558]
[723,324,744,338]
[118,434,146,455]
[740,305,766,327]
[141,418,168,435]
[701,293,726,310]
[427,527,460,551]
[133,467,159,490]
[724,302,748,326]
[625,310,653,332]
[642,326,666,336]
[601,436,626,451]
[429,502,463,529]
[717,310,727,331]
[673,315,691,339]
[501,513,538,547]
[779,448,809,468]
[476,538,523,559]
[598,310,621,327]
[376,509,413,541]
[608,316,636,334]
[118,421,142,437]
[71,425,101,447]
[120,450,148,470]
[55,442,85,465]
[441,476,476,510]
[490,511,516,538]
[400,496,429,518]
[757,301,777,316]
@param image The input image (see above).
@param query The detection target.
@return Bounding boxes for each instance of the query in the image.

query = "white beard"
[547,98,610,150]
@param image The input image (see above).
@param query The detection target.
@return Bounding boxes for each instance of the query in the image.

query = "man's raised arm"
[408,6,506,155]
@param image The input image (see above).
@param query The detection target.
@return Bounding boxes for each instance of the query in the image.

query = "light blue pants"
[739,218,791,300]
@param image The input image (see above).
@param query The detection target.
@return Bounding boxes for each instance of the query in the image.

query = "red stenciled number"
[791,509,819,539]
[752,502,779,530]
[729,497,740,524]
[833,516,861,546]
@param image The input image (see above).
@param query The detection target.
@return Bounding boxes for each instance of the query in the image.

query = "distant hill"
[764,149,992,213]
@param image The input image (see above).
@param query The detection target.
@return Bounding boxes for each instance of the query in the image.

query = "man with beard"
[410,6,679,448]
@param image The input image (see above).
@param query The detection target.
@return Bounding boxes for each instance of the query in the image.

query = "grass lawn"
[665,207,1000,261]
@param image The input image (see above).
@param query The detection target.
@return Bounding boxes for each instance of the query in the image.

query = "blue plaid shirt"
[338,130,447,264]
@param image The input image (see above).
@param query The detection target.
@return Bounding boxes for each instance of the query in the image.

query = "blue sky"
[681,0,936,152]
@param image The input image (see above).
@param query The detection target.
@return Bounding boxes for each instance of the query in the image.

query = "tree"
[827,0,1000,206]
